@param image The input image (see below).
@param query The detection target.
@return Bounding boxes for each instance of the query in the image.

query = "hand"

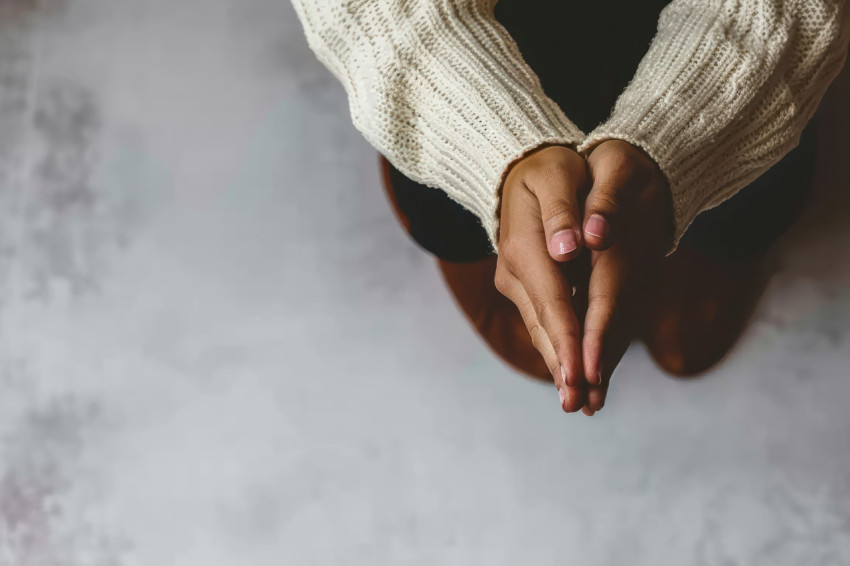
[578,140,675,414]
[494,144,591,412]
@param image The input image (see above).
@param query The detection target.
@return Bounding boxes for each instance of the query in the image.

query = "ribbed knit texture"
[290,0,586,254]
[576,0,850,250]
[292,0,850,254]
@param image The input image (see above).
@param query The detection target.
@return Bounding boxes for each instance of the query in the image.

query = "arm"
[290,0,585,253]
[577,0,850,251]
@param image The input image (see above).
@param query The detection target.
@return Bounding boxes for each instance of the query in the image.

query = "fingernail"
[560,365,567,386]
[585,214,610,240]
[550,230,577,256]
[597,370,604,386]
[586,409,596,417]
[559,388,565,408]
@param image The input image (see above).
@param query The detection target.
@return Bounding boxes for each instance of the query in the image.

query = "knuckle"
[588,291,616,306]
[590,191,621,215]
[527,160,582,192]
[583,320,607,335]
[608,150,635,177]
[533,163,569,187]
[549,334,564,355]
[539,199,575,228]
[528,325,543,351]
[586,292,623,328]
[500,244,522,268]
[497,233,515,252]
[498,237,519,264]
[595,149,654,191]
[531,295,577,334]
[529,294,548,320]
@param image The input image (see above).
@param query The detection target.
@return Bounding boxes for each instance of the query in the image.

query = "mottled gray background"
[0,1,849,564]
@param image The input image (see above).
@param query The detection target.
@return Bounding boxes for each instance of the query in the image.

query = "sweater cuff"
[576,1,850,254]
[292,0,585,255]
[394,103,584,257]
[370,32,586,256]
[573,8,755,255]
[375,1,588,256]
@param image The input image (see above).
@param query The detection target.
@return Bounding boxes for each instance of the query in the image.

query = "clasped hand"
[495,140,675,415]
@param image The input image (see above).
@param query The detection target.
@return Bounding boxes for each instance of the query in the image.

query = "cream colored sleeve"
[290,0,586,253]
[577,0,850,251]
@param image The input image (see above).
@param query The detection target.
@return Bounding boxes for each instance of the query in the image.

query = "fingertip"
[563,386,586,413]
[583,214,612,250]
[549,229,582,262]
[587,386,607,412]
[557,328,584,389]
[562,354,584,388]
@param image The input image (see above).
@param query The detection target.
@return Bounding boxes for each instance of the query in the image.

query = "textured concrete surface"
[0,1,849,564]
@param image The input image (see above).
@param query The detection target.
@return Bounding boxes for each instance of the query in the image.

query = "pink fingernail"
[550,230,577,256]
[560,365,567,386]
[559,388,565,407]
[585,214,610,240]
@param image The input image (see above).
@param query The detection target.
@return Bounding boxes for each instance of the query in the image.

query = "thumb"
[583,140,652,250]
[582,182,620,251]
[582,156,636,251]
[523,160,587,263]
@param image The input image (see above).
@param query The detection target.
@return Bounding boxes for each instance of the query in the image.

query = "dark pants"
[384,0,818,263]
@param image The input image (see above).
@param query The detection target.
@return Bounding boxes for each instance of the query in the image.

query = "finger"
[583,147,643,251]
[494,267,561,382]
[563,380,587,413]
[585,326,630,413]
[515,285,587,413]
[507,239,585,387]
[586,383,608,414]
[498,173,585,388]
[524,164,585,263]
[495,270,586,412]
[582,249,628,387]
[497,271,585,413]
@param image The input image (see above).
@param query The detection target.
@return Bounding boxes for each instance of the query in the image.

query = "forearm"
[291,0,585,252]
[577,0,850,250]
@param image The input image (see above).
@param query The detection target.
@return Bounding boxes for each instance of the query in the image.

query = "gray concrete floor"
[1,1,849,564]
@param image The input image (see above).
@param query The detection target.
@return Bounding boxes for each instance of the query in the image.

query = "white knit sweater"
[291,0,850,254]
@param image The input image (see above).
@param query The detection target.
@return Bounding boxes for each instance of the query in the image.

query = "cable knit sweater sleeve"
[289,0,585,253]
[577,0,850,251]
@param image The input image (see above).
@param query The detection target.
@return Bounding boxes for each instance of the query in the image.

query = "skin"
[496,140,675,415]
[495,144,590,411]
